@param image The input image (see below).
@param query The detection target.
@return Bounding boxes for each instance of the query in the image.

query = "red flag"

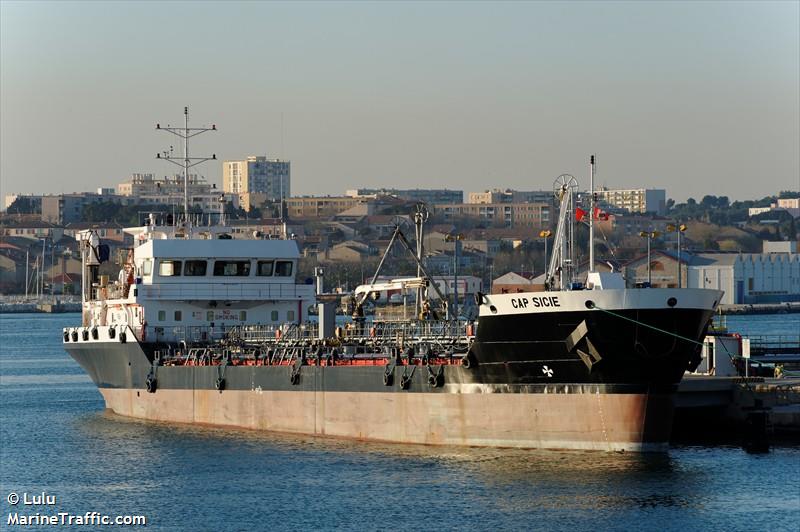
[575,207,587,221]
[593,207,609,221]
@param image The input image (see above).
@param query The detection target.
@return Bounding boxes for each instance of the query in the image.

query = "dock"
[673,375,800,441]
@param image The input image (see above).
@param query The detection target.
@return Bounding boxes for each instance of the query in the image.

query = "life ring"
[145,376,157,393]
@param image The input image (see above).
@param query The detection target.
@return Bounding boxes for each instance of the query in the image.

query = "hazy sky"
[1,1,798,203]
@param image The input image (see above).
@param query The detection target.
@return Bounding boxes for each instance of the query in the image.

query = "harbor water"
[1,313,798,531]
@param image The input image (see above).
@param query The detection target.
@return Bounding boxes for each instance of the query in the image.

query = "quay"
[673,375,800,441]
[718,302,800,315]
[0,297,81,314]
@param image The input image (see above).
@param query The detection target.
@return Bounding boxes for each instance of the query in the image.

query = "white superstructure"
[76,218,315,344]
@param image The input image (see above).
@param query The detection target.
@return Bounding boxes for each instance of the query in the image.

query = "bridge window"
[256,260,274,276]
[240,311,247,321]
[174,310,182,321]
[184,260,207,276]
[213,260,251,276]
[275,260,293,277]
[159,260,181,276]
[142,259,152,276]
[158,310,166,321]
[271,310,279,321]
[287,310,295,321]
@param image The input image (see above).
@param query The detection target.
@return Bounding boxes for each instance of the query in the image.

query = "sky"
[1,1,798,203]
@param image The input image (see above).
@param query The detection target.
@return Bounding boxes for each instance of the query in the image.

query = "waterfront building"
[624,249,800,304]
[223,156,290,211]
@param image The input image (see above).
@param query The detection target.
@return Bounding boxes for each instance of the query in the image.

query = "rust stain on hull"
[101,388,672,452]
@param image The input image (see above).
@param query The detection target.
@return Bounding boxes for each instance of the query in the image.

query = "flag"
[575,207,587,221]
[593,207,609,221]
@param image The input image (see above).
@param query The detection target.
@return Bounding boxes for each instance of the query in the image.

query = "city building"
[432,202,551,228]
[467,189,552,205]
[595,214,674,239]
[116,173,234,214]
[3,194,43,212]
[594,188,666,215]
[748,198,800,218]
[346,188,463,204]
[491,271,542,294]
[41,193,135,225]
[624,249,800,304]
[285,196,374,220]
[0,220,64,241]
[223,156,290,211]
[117,173,212,197]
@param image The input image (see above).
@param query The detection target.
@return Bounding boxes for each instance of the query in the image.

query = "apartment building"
[346,188,463,204]
[223,156,290,211]
[595,188,666,215]
[432,202,551,228]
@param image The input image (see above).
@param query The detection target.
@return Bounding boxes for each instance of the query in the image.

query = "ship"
[63,111,722,451]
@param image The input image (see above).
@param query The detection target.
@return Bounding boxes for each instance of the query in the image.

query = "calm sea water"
[1,313,798,531]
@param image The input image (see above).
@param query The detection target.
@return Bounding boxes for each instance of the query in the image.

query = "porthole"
[489,305,497,314]
[585,300,595,309]
[667,297,677,307]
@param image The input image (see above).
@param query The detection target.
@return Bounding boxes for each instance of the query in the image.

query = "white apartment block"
[223,156,290,211]
[595,188,666,215]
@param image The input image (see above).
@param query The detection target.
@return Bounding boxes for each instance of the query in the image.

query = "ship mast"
[589,155,595,274]
[156,107,217,235]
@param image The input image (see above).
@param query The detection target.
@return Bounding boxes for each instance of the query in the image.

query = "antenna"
[156,107,217,235]
[589,155,595,274]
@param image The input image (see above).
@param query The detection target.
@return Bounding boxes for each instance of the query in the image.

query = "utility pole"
[156,107,217,236]
[445,233,463,320]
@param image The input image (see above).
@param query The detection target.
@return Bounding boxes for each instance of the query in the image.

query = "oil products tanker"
[62,114,722,451]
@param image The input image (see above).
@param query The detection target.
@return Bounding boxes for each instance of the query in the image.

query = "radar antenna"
[156,107,217,236]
